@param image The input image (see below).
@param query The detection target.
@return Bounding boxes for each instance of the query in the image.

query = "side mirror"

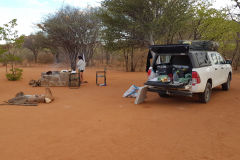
[225,59,232,65]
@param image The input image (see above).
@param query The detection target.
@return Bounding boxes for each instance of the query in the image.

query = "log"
[45,88,54,101]
[0,103,38,106]
[6,88,54,105]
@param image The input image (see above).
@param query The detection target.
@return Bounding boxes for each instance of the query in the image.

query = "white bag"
[123,85,142,98]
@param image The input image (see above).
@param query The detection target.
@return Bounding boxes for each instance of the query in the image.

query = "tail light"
[148,67,152,77]
[168,73,173,81]
[192,71,201,86]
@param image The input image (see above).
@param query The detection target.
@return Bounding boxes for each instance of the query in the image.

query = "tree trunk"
[101,47,104,64]
[85,45,95,67]
[133,55,142,72]
[90,58,95,66]
[123,49,129,72]
[193,29,198,40]
[11,62,14,73]
[178,32,183,40]
[70,59,76,71]
[170,33,174,44]
[222,40,227,58]
[55,52,60,63]
[69,51,77,71]
[166,31,171,44]
[106,51,110,65]
[33,51,38,63]
[234,55,240,70]
[232,41,239,63]
[130,46,135,72]
[232,33,240,64]
[149,32,155,45]
[193,20,202,40]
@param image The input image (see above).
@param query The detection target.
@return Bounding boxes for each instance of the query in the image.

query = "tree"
[99,0,193,71]
[221,0,240,69]
[45,40,62,63]
[23,32,45,63]
[0,19,24,80]
[39,6,100,70]
[228,0,240,69]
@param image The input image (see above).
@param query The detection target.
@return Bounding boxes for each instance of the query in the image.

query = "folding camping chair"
[69,72,80,88]
[96,69,107,86]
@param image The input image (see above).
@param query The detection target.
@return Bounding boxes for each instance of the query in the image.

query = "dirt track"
[0,66,240,160]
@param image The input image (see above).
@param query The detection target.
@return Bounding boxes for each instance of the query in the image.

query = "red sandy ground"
[0,65,240,160]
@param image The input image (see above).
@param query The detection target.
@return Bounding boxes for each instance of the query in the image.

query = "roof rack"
[149,40,219,54]
[149,44,190,54]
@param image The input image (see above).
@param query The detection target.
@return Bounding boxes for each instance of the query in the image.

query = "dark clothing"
[146,50,153,72]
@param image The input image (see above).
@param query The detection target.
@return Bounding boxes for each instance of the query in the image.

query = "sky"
[0,0,236,37]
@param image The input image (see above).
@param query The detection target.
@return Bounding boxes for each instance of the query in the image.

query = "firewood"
[0,103,38,106]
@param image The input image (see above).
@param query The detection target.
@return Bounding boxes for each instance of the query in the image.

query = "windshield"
[154,55,171,65]
[153,54,192,67]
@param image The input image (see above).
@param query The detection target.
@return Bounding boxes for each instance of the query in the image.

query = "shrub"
[38,51,54,64]
[16,48,34,63]
[6,68,23,81]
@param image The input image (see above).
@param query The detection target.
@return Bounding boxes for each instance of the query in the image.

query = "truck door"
[216,53,228,84]
[209,52,221,87]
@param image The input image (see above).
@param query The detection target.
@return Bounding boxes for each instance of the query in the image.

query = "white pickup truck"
[145,43,232,103]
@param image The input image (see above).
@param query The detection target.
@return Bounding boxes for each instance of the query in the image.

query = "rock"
[40,71,70,87]
[45,98,52,103]
[40,80,49,87]
[60,72,70,81]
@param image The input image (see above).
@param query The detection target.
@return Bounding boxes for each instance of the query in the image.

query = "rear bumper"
[145,81,187,88]
[147,87,193,97]
[145,81,193,97]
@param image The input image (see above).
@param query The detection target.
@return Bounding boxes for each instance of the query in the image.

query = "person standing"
[77,56,86,83]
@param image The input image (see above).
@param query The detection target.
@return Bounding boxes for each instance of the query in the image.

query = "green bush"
[6,68,23,81]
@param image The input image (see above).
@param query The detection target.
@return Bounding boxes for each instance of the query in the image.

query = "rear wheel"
[222,75,231,91]
[200,82,212,103]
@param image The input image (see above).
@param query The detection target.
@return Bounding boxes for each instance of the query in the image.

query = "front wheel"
[199,82,212,103]
[222,75,231,91]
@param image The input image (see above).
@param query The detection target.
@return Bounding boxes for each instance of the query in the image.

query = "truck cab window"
[210,53,219,65]
[217,54,225,64]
